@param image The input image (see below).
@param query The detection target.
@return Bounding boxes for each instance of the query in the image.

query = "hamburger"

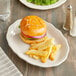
[20,15,47,44]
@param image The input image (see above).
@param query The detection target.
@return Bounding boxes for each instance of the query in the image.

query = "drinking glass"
[0,0,10,21]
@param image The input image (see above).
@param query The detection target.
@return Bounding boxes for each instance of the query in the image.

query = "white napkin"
[0,47,23,76]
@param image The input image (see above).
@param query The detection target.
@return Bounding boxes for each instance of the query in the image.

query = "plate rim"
[6,19,70,68]
[19,0,67,10]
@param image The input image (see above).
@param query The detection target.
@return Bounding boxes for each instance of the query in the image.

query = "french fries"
[25,50,48,57]
[40,44,53,63]
[32,55,40,60]
[49,44,61,61]
[24,37,61,63]
[31,38,54,51]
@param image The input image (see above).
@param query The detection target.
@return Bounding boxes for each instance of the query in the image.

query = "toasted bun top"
[20,16,47,36]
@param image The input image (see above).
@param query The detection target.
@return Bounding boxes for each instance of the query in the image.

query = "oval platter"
[6,19,69,68]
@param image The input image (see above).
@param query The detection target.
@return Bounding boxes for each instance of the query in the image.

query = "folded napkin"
[0,47,23,76]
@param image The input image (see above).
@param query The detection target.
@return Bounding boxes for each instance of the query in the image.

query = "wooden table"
[0,0,76,76]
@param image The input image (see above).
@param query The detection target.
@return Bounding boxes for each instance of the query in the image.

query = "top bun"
[20,16,47,37]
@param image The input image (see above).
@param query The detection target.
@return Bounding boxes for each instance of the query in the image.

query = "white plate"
[6,19,69,68]
[19,0,67,10]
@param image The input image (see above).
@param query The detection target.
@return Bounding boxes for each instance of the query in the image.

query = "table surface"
[0,0,76,76]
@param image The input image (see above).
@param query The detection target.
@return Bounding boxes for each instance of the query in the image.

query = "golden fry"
[49,44,61,61]
[32,55,40,60]
[39,44,53,63]
[25,50,48,57]
[41,57,47,63]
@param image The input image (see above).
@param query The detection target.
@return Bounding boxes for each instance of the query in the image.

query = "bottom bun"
[20,34,48,44]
